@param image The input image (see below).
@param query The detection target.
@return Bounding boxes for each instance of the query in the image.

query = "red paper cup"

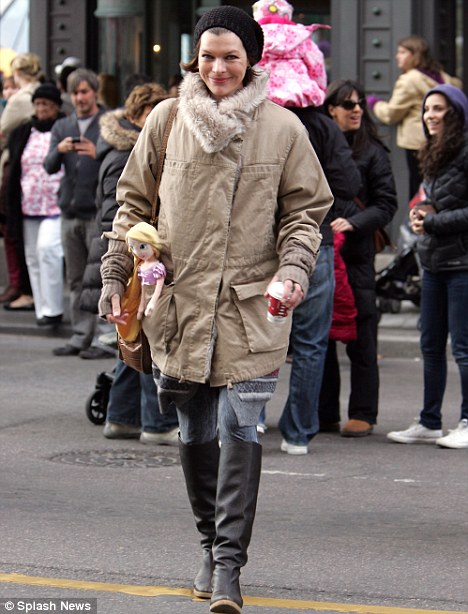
[267,281,289,324]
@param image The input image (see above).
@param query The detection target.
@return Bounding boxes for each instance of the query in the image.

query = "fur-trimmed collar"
[99,109,140,152]
[178,71,269,153]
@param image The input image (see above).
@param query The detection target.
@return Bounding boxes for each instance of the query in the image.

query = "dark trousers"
[419,270,468,429]
[319,288,379,424]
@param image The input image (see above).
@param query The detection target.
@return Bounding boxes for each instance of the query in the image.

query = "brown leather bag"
[118,330,152,374]
[373,226,392,253]
[354,197,392,253]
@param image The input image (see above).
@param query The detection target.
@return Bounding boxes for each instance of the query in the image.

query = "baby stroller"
[375,223,422,314]
[85,369,114,424]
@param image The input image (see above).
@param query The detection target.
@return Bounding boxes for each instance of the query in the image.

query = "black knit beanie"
[32,83,62,107]
[193,6,264,65]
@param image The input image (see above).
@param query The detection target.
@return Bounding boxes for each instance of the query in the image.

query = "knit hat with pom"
[193,6,264,65]
[252,0,293,23]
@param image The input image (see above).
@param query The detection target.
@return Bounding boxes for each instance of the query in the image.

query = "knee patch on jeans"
[227,375,278,427]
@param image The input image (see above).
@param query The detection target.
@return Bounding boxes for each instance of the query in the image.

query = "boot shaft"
[213,441,262,568]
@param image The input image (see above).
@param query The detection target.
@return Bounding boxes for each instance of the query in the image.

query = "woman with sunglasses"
[319,79,397,437]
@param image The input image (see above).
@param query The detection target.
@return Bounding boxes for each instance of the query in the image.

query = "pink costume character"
[125,222,166,320]
[253,0,329,108]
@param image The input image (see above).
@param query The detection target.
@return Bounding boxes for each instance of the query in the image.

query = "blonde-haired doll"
[125,222,166,319]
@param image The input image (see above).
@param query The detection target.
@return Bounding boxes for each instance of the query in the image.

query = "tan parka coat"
[373,68,462,150]
[100,71,333,386]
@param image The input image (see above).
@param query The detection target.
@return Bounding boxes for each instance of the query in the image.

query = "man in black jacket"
[44,68,112,359]
[277,106,362,454]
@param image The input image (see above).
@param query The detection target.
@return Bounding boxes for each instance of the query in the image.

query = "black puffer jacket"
[80,110,140,313]
[290,106,361,246]
[335,136,398,289]
[418,138,468,273]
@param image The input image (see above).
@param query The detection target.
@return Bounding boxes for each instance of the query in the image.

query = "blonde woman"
[0,52,42,138]
[369,35,461,200]
[0,52,42,311]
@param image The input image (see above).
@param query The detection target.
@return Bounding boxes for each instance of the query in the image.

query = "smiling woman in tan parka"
[99,7,332,614]
[369,35,461,200]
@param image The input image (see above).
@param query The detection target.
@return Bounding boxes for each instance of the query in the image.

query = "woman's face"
[423,93,449,137]
[33,98,60,122]
[127,238,155,261]
[198,30,249,101]
[396,46,414,71]
[328,90,364,132]
[2,79,18,100]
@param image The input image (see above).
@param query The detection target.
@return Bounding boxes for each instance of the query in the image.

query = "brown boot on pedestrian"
[340,419,373,437]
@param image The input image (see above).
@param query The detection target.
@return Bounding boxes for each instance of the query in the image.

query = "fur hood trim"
[178,71,269,153]
[99,109,140,152]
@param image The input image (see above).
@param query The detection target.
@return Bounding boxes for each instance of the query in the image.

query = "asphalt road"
[0,333,467,614]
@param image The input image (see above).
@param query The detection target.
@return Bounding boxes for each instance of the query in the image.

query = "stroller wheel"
[85,389,107,425]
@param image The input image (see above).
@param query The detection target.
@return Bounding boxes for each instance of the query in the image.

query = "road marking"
[0,573,462,613]
[262,470,326,477]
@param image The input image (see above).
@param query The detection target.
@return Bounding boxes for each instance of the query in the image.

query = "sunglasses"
[338,98,366,111]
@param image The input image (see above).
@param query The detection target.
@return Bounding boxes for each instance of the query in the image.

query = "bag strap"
[150,100,179,226]
[353,196,366,210]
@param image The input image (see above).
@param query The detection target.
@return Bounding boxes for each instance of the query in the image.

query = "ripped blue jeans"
[153,368,278,444]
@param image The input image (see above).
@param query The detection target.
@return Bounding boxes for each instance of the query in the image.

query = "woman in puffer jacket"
[80,83,179,444]
[319,79,397,438]
[81,83,168,313]
[387,84,468,450]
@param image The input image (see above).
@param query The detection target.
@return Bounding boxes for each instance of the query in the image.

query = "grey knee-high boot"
[179,438,220,598]
[210,441,262,614]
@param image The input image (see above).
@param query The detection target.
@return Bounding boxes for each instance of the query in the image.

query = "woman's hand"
[265,276,304,310]
[409,207,426,235]
[331,217,354,233]
[106,294,124,324]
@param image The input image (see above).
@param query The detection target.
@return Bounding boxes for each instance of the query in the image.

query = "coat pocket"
[231,279,291,353]
[143,281,178,353]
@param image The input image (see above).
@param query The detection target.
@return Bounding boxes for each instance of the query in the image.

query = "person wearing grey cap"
[55,56,82,115]
[387,84,468,450]
[99,6,332,612]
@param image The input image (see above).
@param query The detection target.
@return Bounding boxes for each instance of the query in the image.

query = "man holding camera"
[44,68,111,358]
